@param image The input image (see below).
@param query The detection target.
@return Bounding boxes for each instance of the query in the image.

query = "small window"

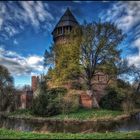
[99,75,106,82]
[64,27,66,34]
[70,26,72,31]
[66,26,68,33]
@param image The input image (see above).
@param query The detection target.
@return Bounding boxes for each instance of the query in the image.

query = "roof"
[52,8,79,34]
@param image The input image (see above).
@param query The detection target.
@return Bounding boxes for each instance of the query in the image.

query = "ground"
[0,128,140,139]
[9,108,123,120]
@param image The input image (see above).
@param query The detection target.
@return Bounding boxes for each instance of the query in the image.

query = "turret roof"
[52,8,79,33]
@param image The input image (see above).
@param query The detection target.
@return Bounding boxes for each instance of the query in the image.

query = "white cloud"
[127,55,140,67]
[13,39,18,45]
[0,18,3,29]
[101,1,140,32]
[0,1,54,38]
[0,45,44,76]
[127,38,140,67]
[100,1,140,68]
[19,1,54,28]
[27,56,43,65]
[73,1,82,3]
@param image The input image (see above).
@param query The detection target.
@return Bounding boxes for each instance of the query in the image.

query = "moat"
[0,112,140,133]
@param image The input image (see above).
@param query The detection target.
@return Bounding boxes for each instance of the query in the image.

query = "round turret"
[52,8,79,44]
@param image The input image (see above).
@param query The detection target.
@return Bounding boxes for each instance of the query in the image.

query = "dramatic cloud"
[100,1,140,68]
[0,1,54,40]
[0,45,44,76]
[100,1,140,32]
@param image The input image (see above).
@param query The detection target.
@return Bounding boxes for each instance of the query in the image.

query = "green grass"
[8,108,123,120]
[9,109,32,116]
[0,128,140,139]
[48,109,123,120]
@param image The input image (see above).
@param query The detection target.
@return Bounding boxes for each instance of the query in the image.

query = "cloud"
[27,56,43,65]
[127,38,140,67]
[72,1,82,3]
[0,1,54,39]
[127,55,140,68]
[13,39,18,45]
[100,1,140,32]
[0,45,44,76]
[100,1,140,68]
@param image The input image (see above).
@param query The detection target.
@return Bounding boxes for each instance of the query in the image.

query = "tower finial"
[67,7,70,10]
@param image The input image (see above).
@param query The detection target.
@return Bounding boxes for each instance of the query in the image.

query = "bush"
[122,99,135,114]
[133,92,140,108]
[99,87,125,110]
[0,65,16,112]
[31,87,67,117]
[61,90,80,114]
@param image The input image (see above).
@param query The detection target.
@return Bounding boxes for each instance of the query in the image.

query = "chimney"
[31,76,39,92]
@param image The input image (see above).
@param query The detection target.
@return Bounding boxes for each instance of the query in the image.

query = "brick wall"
[20,90,33,109]
[80,93,93,109]
[80,72,108,108]
[31,76,39,93]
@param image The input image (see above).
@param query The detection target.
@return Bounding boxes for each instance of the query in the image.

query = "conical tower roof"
[52,8,79,34]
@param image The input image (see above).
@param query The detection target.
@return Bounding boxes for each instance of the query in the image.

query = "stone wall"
[80,93,93,109]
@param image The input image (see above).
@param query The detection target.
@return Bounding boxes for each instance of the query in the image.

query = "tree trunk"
[86,79,100,108]
[92,95,100,108]
[86,90,99,108]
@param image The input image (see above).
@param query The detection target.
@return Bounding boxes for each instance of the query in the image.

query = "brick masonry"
[31,76,39,93]
[20,76,39,109]
[80,72,108,108]
[20,91,33,109]
[80,93,93,109]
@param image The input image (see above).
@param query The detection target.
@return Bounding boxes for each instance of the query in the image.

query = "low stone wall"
[80,94,93,109]
[0,113,134,133]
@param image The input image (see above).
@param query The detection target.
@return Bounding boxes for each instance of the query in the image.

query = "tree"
[44,44,55,68]
[80,22,125,108]
[130,65,140,92]
[117,60,140,93]
[0,65,15,111]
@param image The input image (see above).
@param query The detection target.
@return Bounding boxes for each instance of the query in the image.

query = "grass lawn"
[0,128,140,139]
[49,109,123,120]
[9,108,123,120]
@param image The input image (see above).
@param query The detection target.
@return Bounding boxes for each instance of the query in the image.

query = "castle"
[18,8,108,109]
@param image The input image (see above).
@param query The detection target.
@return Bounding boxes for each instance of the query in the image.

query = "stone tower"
[52,8,79,45]
[31,76,39,93]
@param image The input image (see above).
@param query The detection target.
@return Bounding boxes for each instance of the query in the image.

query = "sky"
[0,1,140,87]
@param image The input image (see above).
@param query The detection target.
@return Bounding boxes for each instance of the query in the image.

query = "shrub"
[99,87,125,110]
[31,87,67,117]
[61,90,80,114]
[0,65,16,112]
[133,92,140,108]
[122,99,135,114]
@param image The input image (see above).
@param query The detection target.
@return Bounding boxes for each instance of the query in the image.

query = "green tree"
[80,22,125,108]
[0,65,15,112]
[44,44,55,68]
